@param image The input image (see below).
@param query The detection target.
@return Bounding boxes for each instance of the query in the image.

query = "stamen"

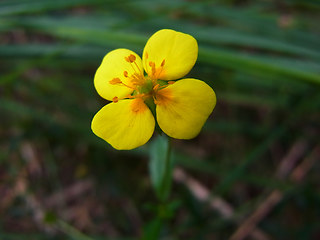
[130,73,145,86]
[133,93,149,99]
[109,77,137,90]
[133,61,143,76]
[109,78,122,85]
[144,52,149,70]
[153,96,159,105]
[111,93,150,105]
[112,96,119,103]
[155,59,166,79]
[125,54,136,63]
[149,61,156,77]
[168,81,175,84]
[129,54,136,62]
[153,84,160,91]
[147,59,166,79]
[124,54,144,83]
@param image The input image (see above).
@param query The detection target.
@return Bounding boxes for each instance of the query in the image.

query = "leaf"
[198,47,320,84]
[0,0,104,16]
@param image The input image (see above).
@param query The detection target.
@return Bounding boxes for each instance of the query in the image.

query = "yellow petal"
[94,49,145,101]
[91,98,155,150]
[156,79,216,139]
[142,29,198,81]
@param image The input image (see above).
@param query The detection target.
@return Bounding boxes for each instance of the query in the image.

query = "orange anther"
[109,78,122,85]
[112,96,119,103]
[125,54,136,63]
[129,54,136,62]
[168,81,175,84]
[123,71,128,77]
[153,84,160,91]
[149,61,156,76]
[161,59,165,67]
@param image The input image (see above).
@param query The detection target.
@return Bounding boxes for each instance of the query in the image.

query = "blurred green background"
[1,0,320,239]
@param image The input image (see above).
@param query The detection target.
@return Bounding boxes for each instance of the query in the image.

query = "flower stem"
[159,136,172,202]
[145,135,174,239]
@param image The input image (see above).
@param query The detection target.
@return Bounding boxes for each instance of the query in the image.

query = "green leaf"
[149,135,172,201]
[0,0,105,16]
[198,47,320,84]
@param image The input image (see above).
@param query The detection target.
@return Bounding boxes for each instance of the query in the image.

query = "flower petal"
[156,79,216,139]
[91,98,155,150]
[142,29,198,81]
[94,49,144,101]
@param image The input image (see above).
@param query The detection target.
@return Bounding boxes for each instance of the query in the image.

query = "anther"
[168,81,175,84]
[125,54,136,63]
[112,96,119,103]
[149,61,156,76]
[161,59,165,67]
[153,84,160,91]
[123,71,128,78]
[153,98,159,105]
[109,78,122,85]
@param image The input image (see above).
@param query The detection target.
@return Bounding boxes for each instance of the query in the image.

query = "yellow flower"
[91,29,216,150]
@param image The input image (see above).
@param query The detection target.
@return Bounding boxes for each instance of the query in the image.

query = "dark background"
[1,0,319,239]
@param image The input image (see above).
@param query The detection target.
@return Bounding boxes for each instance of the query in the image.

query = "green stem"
[145,135,173,239]
[159,137,172,202]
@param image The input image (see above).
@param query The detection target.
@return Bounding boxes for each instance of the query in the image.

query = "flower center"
[109,54,172,108]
